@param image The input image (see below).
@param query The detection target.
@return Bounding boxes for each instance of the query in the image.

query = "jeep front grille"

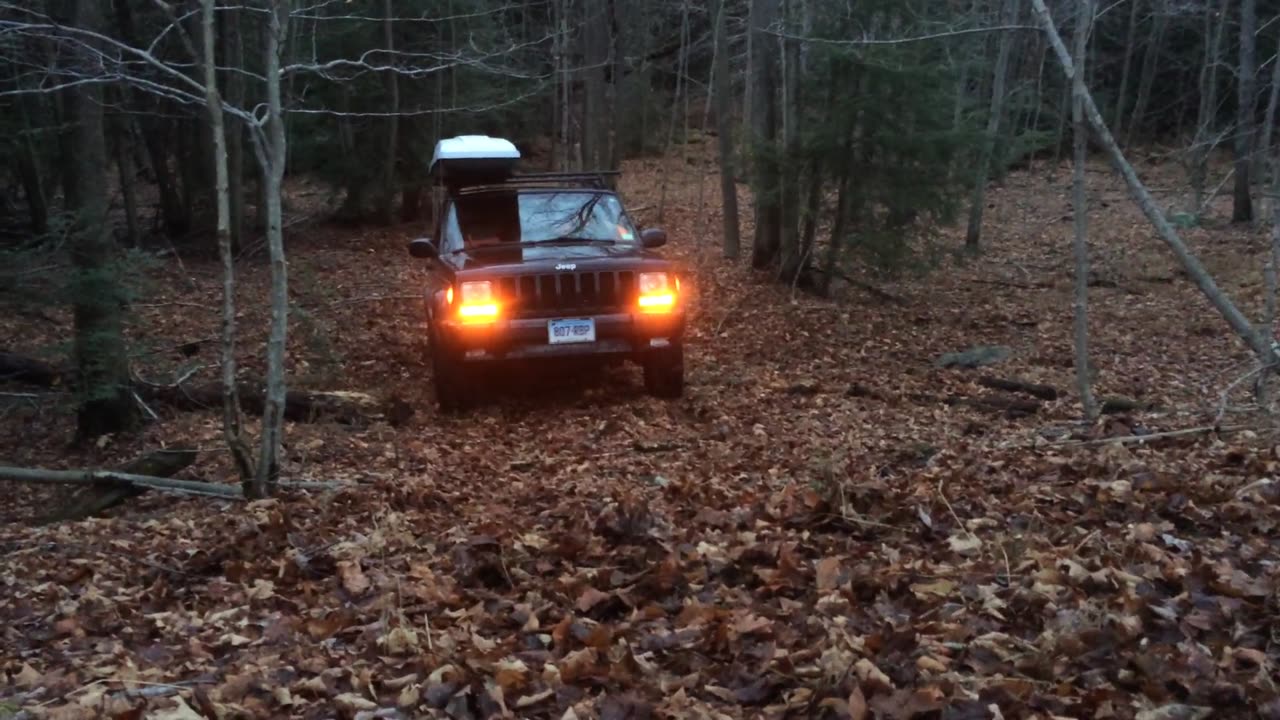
[495,271,636,318]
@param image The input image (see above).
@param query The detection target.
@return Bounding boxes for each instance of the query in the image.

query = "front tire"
[430,331,471,412]
[643,346,684,398]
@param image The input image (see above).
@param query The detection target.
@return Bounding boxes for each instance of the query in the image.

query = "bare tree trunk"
[558,0,572,171]
[1233,0,1256,223]
[12,79,48,236]
[749,0,781,269]
[964,0,1016,251]
[65,0,137,440]
[657,0,689,223]
[112,0,187,238]
[778,0,804,283]
[1260,34,1280,220]
[820,132,854,297]
[1111,0,1139,138]
[378,0,399,225]
[1190,0,1232,213]
[225,4,246,252]
[582,0,609,171]
[1032,0,1278,367]
[711,0,740,259]
[110,98,140,247]
[1125,2,1167,148]
[201,0,255,483]
[252,0,291,498]
[1072,0,1098,421]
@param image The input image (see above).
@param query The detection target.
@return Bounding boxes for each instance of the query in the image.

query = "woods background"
[3,0,1280,491]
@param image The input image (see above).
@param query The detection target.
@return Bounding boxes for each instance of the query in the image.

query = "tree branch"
[0,466,242,499]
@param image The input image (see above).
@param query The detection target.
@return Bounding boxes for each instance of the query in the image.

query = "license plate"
[548,318,596,344]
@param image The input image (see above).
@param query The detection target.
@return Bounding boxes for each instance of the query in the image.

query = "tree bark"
[65,0,137,441]
[711,0,741,259]
[964,0,1016,251]
[1233,0,1257,223]
[1031,0,1278,367]
[1071,0,1098,421]
[749,0,781,269]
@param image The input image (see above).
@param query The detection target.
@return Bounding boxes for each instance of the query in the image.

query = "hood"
[449,242,656,271]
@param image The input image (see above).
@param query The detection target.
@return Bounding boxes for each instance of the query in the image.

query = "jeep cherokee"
[408,135,686,411]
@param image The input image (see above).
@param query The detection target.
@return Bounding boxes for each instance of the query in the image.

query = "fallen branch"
[829,269,907,304]
[0,465,242,499]
[1,349,382,424]
[50,447,200,522]
[1042,424,1252,447]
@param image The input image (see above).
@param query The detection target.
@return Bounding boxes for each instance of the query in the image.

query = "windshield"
[442,190,638,251]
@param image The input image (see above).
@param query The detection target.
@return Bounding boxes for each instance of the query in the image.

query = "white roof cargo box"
[430,135,521,185]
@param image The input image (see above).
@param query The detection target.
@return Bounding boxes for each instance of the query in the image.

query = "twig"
[1042,423,1252,448]
[937,477,980,545]
[132,390,160,421]
[1215,362,1275,426]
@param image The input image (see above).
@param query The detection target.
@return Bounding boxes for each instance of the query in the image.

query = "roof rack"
[449,170,622,194]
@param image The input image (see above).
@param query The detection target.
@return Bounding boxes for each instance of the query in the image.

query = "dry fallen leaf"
[337,560,371,596]
[334,692,378,712]
[910,579,956,598]
[815,556,843,593]
[381,626,419,655]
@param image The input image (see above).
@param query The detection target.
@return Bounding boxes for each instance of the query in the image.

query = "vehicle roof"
[430,135,520,169]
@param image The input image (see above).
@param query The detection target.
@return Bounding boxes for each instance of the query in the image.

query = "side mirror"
[408,238,438,259]
[640,227,667,248]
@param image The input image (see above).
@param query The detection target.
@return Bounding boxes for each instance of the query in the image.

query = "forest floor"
[3,144,1280,720]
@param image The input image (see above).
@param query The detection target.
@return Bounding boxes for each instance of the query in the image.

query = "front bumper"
[436,310,685,362]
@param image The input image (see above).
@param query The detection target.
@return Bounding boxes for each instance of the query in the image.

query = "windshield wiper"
[454,238,616,253]
[539,236,617,245]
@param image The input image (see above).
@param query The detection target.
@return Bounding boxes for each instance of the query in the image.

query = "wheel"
[430,331,471,412]
[643,346,684,398]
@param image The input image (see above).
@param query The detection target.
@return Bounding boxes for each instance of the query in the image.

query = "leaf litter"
[2,148,1280,718]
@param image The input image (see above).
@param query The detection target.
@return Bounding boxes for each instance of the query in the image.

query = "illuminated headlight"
[457,280,498,322]
[637,272,676,312]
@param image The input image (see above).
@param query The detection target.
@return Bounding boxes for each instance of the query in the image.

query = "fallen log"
[907,391,1042,419]
[0,465,242,499]
[976,375,1060,401]
[0,349,379,424]
[0,351,64,386]
[139,381,379,424]
[51,447,199,522]
[945,394,1041,419]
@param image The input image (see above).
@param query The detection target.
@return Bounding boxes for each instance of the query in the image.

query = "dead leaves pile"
[4,151,1280,718]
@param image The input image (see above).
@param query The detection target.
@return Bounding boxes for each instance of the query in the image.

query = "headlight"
[637,272,676,313]
[457,280,498,322]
